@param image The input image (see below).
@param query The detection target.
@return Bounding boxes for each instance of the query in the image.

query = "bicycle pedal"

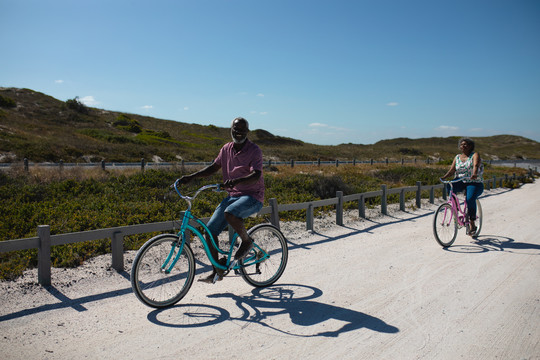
[212,272,222,284]
[227,260,237,271]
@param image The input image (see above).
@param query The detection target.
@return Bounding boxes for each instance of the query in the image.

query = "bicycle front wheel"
[131,234,195,308]
[239,224,288,287]
[470,200,483,238]
[433,203,458,247]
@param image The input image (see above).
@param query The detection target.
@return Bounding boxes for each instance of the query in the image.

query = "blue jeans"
[448,181,484,220]
[206,195,263,238]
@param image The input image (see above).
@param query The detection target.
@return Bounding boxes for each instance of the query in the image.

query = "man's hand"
[223,178,238,188]
[177,174,194,185]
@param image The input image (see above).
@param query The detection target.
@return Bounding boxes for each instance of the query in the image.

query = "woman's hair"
[458,137,475,151]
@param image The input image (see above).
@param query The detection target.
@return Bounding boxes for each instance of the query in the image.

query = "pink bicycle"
[433,178,483,247]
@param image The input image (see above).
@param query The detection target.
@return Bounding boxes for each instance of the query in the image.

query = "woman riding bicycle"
[441,137,484,235]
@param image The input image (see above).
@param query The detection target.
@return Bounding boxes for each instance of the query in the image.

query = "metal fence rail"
[0,175,520,286]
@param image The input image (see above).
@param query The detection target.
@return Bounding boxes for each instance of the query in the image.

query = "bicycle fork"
[161,212,192,274]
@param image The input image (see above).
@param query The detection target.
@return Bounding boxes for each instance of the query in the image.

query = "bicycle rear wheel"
[239,224,288,287]
[433,203,458,247]
[131,234,195,308]
[470,200,483,238]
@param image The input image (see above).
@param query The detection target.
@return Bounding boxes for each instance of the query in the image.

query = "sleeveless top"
[455,152,483,183]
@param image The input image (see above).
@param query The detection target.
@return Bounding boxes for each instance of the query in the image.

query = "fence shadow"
[0,274,133,322]
[287,210,434,251]
[147,284,399,337]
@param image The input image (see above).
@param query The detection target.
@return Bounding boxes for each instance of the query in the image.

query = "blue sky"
[2,0,539,145]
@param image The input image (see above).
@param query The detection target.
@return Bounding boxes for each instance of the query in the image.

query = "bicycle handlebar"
[439,177,472,184]
[173,180,224,202]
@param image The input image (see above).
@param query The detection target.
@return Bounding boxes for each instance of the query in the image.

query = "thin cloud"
[54,80,64,84]
[437,125,459,131]
[141,105,153,110]
[386,102,399,107]
[309,122,349,131]
[256,93,265,97]
[183,107,189,111]
[79,96,99,106]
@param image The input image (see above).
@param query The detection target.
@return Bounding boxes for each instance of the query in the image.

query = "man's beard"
[232,135,247,144]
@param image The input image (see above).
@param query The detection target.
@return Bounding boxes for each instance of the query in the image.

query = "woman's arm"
[442,157,457,180]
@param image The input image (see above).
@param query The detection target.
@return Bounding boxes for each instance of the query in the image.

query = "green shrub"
[0,94,16,108]
[113,114,142,133]
[65,97,89,114]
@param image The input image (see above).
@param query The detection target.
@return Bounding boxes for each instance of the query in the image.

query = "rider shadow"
[147,284,399,338]
[445,235,540,254]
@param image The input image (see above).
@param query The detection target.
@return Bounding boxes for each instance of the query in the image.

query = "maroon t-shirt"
[214,139,264,203]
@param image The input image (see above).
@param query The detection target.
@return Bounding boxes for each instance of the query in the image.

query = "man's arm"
[223,169,261,188]
[177,162,221,185]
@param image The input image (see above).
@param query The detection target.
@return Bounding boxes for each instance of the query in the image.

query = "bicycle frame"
[442,178,471,229]
[161,181,269,274]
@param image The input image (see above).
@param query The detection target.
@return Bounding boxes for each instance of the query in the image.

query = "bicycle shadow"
[443,235,540,255]
[146,284,399,338]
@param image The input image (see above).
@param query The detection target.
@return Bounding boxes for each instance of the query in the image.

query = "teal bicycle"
[131,180,288,308]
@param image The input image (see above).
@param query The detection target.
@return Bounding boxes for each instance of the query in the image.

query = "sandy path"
[1,181,539,360]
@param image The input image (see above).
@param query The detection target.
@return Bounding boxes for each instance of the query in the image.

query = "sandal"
[198,258,226,284]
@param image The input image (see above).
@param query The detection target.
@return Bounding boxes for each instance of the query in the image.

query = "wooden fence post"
[416,181,422,208]
[335,159,339,167]
[290,159,295,168]
[358,194,365,219]
[336,191,343,226]
[442,184,447,200]
[429,186,434,204]
[24,158,29,172]
[101,160,106,171]
[37,225,51,286]
[399,189,405,211]
[269,198,280,230]
[141,158,145,172]
[111,231,124,272]
[381,185,387,215]
[306,203,314,231]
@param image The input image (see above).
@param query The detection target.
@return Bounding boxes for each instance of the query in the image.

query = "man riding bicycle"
[177,117,264,283]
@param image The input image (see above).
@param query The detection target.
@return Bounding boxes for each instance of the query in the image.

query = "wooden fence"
[1,158,537,172]
[0,175,521,286]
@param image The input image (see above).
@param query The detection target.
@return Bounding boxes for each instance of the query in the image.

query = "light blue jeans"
[448,181,484,220]
[206,195,263,238]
